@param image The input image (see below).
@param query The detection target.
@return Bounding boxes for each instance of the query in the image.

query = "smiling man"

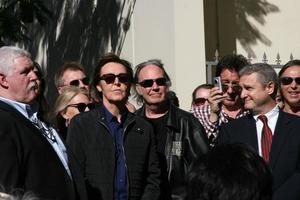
[134,59,209,200]
[218,63,300,200]
[278,60,300,116]
[67,53,161,200]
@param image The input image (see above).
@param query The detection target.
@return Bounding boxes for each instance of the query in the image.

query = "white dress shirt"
[253,106,279,157]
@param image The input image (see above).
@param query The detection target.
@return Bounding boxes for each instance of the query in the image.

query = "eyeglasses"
[194,98,208,106]
[69,77,89,87]
[138,77,168,88]
[99,73,131,84]
[69,77,89,86]
[280,77,300,85]
[67,103,95,112]
[222,84,242,93]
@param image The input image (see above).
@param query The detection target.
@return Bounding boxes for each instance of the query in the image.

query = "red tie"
[258,115,273,162]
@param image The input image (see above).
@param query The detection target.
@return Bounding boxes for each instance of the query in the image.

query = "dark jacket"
[136,104,209,200]
[67,105,161,200]
[0,101,87,200]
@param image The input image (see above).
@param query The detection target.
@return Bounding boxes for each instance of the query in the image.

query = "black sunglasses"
[194,97,208,106]
[138,77,168,88]
[67,103,95,112]
[99,73,131,84]
[70,77,89,87]
[222,84,242,93]
[280,77,300,85]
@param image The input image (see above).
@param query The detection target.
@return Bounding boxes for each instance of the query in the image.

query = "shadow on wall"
[20,0,135,105]
[236,0,280,58]
[204,0,279,59]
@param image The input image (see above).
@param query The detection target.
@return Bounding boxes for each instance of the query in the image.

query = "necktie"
[26,106,57,142]
[258,115,273,162]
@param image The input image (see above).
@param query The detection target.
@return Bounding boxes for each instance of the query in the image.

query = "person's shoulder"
[279,110,300,124]
[222,114,253,128]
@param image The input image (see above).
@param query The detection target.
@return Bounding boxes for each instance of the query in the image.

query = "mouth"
[288,91,300,97]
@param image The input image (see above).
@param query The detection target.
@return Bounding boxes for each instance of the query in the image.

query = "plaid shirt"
[191,105,250,142]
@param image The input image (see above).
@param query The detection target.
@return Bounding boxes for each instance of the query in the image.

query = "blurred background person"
[275,90,284,109]
[191,83,213,108]
[53,87,93,140]
[278,60,300,116]
[54,62,89,94]
[187,144,272,200]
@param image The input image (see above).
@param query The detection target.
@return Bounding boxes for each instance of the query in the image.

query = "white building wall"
[121,0,206,110]
[237,0,300,64]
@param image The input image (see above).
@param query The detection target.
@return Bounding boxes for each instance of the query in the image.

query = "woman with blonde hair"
[53,86,94,140]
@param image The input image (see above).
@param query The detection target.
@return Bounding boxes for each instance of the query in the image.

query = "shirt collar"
[103,106,127,123]
[0,96,32,118]
[253,106,279,121]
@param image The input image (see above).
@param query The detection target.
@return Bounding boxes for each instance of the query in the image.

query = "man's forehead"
[63,69,85,78]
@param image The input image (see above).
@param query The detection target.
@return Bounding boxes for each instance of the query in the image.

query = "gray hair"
[133,59,171,105]
[239,63,278,99]
[0,46,31,75]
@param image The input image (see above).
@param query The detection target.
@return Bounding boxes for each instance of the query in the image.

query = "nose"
[290,80,297,88]
[226,85,233,94]
[30,70,38,80]
[240,88,246,99]
[151,80,159,90]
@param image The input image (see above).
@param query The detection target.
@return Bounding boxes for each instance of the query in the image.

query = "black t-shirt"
[146,114,172,199]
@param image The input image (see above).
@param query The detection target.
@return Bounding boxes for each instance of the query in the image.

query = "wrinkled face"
[97,62,130,105]
[62,93,91,123]
[239,73,275,115]
[59,69,89,93]
[136,65,169,105]
[3,56,38,104]
[280,65,300,108]
[193,88,210,107]
[220,69,241,108]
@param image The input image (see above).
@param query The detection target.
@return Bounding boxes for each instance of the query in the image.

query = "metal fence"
[206,50,295,84]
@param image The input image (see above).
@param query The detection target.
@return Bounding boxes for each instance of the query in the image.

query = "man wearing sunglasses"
[218,63,300,200]
[192,54,250,146]
[54,62,89,94]
[278,60,300,116]
[134,59,209,200]
[67,53,161,200]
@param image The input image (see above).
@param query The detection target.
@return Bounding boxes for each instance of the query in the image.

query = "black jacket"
[0,101,87,200]
[136,104,209,200]
[67,105,161,200]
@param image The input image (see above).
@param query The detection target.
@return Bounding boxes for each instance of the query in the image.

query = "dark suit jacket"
[218,110,300,200]
[0,101,87,200]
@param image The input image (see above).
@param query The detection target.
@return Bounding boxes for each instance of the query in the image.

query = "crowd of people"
[0,45,299,200]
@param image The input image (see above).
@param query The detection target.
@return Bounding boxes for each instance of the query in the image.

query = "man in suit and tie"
[218,63,300,200]
[0,46,87,200]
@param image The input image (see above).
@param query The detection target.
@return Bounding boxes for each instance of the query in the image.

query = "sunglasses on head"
[67,103,95,112]
[194,97,208,106]
[99,73,131,84]
[69,77,89,87]
[138,77,168,88]
[222,84,242,93]
[280,77,300,85]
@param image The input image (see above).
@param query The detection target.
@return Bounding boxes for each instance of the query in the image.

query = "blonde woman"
[54,86,94,140]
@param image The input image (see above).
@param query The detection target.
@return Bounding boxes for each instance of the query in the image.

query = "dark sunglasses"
[70,77,89,87]
[280,77,300,85]
[222,84,242,93]
[99,73,131,84]
[67,103,95,112]
[138,77,168,88]
[194,98,208,106]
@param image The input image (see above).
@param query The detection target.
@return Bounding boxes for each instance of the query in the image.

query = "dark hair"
[192,83,213,102]
[187,144,272,200]
[215,54,249,77]
[34,62,50,123]
[91,53,133,101]
[278,59,300,78]
[167,90,179,107]
[54,62,86,88]
[133,59,171,104]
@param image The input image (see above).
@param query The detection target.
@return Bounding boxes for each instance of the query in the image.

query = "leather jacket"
[136,104,209,199]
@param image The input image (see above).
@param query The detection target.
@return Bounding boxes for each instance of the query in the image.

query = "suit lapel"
[269,111,291,168]
[245,116,259,152]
